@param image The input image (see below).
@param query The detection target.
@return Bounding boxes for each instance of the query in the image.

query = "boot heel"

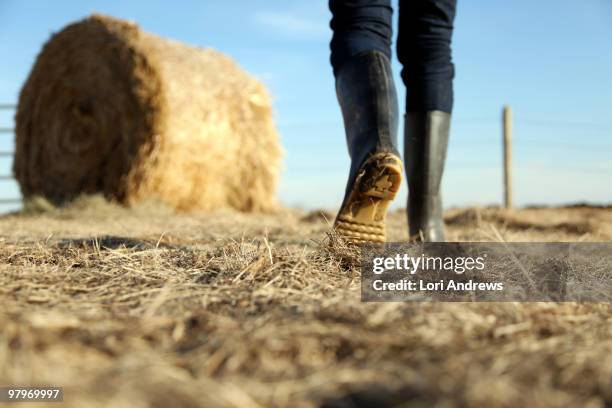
[334,153,402,243]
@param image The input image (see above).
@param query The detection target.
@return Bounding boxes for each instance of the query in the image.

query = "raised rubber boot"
[404,111,450,242]
[333,50,403,244]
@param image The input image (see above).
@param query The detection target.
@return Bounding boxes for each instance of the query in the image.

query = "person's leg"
[330,0,394,75]
[397,0,456,241]
[329,0,403,243]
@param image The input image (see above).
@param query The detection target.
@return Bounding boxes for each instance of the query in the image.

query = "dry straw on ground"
[14,14,282,212]
[0,198,610,407]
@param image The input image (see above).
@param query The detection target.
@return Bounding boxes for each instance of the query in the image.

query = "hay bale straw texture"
[15,14,282,212]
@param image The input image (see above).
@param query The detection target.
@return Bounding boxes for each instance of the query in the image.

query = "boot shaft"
[404,111,450,196]
[335,50,400,180]
[404,111,450,241]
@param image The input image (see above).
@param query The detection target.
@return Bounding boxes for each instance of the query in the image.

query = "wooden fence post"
[503,105,513,209]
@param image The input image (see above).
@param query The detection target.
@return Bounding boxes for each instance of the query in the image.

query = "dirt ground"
[0,196,610,407]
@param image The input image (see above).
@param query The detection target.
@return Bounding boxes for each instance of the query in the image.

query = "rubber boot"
[333,50,403,244]
[404,111,450,242]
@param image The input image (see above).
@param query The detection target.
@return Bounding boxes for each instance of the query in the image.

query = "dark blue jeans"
[329,0,456,113]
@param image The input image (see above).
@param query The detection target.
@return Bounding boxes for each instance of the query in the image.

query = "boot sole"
[334,153,403,244]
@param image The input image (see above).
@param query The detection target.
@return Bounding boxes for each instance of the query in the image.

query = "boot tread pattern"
[334,152,402,244]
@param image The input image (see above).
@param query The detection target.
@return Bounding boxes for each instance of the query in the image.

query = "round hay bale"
[14,14,282,212]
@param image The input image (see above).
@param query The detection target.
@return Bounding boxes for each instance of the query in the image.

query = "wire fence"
[276,116,612,175]
[0,103,610,207]
[0,104,19,206]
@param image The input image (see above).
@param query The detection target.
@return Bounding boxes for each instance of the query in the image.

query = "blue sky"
[0,0,611,212]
